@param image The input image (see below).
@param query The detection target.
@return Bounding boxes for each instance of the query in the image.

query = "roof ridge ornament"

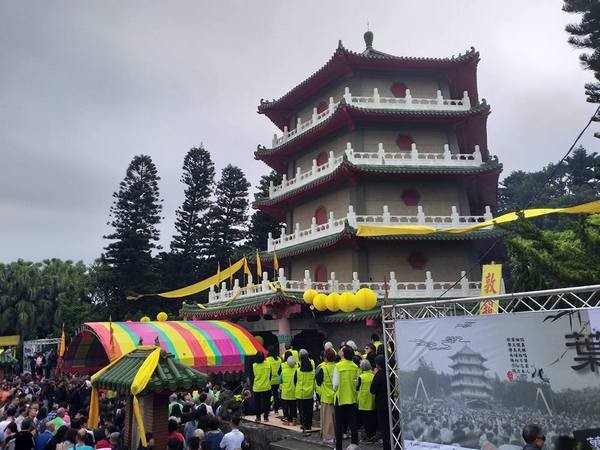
[364,29,374,49]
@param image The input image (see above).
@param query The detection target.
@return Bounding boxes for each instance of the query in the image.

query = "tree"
[0,259,96,340]
[170,146,215,267]
[246,171,283,250]
[563,0,600,104]
[206,165,250,262]
[498,146,599,213]
[102,154,163,318]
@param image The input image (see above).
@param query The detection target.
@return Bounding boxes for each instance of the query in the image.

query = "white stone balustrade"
[267,142,485,199]
[271,88,472,148]
[207,267,484,304]
[266,204,493,252]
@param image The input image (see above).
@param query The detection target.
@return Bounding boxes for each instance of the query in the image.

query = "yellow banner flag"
[127,257,247,300]
[479,264,502,314]
[273,249,279,274]
[243,257,252,277]
[256,250,262,280]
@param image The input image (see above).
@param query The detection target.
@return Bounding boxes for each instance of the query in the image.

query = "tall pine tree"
[170,146,215,268]
[207,165,250,261]
[247,171,283,250]
[102,154,162,318]
[563,1,600,104]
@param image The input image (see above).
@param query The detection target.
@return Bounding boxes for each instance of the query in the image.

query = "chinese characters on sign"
[479,264,502,315]
[507,337,529,378]
[565,331,600,372]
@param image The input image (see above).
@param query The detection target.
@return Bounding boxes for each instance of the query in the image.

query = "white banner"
[394,308,600,450]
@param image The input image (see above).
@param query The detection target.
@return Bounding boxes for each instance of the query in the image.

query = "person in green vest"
[294,349,315,433]
[356,359,376,442]
[251,351,271,422]
[279,352,297,426]
[283,343,299,367]
[371,333,382,351]
[333,345,360,450]
[315,347,336,445]
[266,345,282,414]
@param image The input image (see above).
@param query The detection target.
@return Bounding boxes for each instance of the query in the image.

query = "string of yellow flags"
[127,257,248,300]
[355,200,600,237]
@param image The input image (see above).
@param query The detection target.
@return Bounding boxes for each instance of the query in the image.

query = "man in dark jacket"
[371,355,391,450]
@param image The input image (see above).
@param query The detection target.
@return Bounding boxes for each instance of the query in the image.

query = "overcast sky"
[0,1,597,263]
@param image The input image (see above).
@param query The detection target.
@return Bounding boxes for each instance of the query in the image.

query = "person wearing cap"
[356,359,376,442]
[279,353,297,426]
[333,346,360,450]
[251,352,271,423]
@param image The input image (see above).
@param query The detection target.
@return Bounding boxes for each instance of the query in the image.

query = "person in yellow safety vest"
[251,351,271,422]
[333,345,360,450]
[266,345,282,414]
[356,359,377,441]
[371,333,382,351]
[294,349,315,433]
[283,343,299,367]
[315,348,336,445]
[279,352,297,426]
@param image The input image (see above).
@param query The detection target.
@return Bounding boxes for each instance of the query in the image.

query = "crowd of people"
[400,399,597,450]
[247,333,393,450]
[0,334,394,450]
[0,368,255,450]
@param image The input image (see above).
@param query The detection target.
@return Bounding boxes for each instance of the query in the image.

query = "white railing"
[267,204,493,252]
[207,268,484,303]
[270,88,472,148]
[268,142,485,199]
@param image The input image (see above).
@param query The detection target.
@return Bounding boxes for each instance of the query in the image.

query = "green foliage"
[246,171,283,250]
[101,154,163,318]
[0,259,97,339]
[170,146,215,269]
[206,164,250,262]
[563,0,600,104]
[499,147,599,212]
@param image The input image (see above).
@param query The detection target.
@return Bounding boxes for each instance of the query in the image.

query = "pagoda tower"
[181,32,503,352]
[449,345,492,403]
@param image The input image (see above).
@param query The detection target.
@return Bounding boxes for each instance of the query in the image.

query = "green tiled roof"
[180,292,304,318]
[92,347,207,394]
[254,156,501,207]
[256,226,503,262]
[255,101,490,157]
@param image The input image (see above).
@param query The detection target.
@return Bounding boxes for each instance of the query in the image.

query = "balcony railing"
[271,88,472,148]
[207,268,484,304]
[268,142,485,199]
[267,204,493,252]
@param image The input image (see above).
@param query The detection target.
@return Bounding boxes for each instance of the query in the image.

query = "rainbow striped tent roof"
[63,321,266,374]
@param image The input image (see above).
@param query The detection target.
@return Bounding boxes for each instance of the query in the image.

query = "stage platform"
[240,411,383,449]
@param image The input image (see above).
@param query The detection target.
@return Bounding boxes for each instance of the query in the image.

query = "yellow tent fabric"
[356,200,600,237]
[0,335,20,347]
[131,347,161,447]
[128,257,247,300]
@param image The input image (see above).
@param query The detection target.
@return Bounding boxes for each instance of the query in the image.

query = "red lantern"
[507,370,514,381]
[402,189,420,206]
[396,134,414,151]
[408,251,427,269]
[390,82,408,98]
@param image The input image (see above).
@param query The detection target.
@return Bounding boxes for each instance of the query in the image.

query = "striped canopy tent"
[63,321,266,374]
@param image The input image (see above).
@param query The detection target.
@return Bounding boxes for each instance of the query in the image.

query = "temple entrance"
[290,329,324,361]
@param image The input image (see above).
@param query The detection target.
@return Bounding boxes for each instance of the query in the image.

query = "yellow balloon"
[325,292,340,312]
[156,312,168,322]
[339,291,357,313]
[140,316,151,322]
[254,335,264,345]
[303,289,318,304]
[313,293,328,312]
[356,287,378,310]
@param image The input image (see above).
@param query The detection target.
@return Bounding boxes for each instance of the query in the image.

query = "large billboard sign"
[394,308,600,450]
